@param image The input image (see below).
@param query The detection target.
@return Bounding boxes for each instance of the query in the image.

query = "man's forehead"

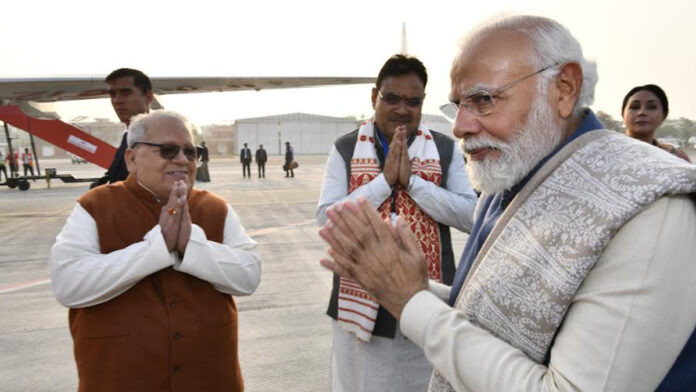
[145,118,190,139]
[107,76,137,89]
[380,73,425,92]
[450,31,533,96]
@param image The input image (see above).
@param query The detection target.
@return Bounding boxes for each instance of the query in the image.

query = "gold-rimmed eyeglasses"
[439,64,556,119]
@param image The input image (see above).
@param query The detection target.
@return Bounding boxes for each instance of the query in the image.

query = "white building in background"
[233,112,453,156]
[234,113,359,155]
[421,114,455,139]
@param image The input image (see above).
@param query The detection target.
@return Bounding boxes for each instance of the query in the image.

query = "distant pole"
[277,122,282,155]
[401,22,407,55]
[29,133,40,174]
[3,122,15,176]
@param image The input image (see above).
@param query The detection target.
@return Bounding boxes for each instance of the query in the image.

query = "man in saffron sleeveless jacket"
[51,110,261,392]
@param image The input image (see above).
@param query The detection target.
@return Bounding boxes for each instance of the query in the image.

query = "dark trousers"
[242,161,251,178]
[9,162,18,177]
[257,163,265,178]
[0,165,7,182]
[23,164,35,179]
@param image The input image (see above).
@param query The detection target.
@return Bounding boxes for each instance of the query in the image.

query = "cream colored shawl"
[430,130,696,391]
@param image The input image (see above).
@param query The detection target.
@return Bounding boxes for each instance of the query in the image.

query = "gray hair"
[127,110,194,147]
[453,15,598,118]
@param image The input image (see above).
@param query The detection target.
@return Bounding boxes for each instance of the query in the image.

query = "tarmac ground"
[0,155,469,392]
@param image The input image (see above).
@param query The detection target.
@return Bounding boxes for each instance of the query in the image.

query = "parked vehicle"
[69,153,87,164]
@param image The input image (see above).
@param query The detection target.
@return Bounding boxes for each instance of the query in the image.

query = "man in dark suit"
[255,144,267,178]
[240,143,252,178]
[91,68,153,188]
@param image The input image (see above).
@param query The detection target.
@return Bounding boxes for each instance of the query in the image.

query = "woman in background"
[622,84,691,162]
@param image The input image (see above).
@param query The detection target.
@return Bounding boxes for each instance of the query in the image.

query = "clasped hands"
[383,125,412,188]
[159,180,191,255]
[319,197,429,319]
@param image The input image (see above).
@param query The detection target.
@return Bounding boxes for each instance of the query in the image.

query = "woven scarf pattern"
[337,119,443,342]
[430,131,696,391]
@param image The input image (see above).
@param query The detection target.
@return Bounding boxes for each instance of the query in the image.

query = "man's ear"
[371,87,378,110]
[145,90,155,107]
[125,148,137,174]
[554,62,583,119]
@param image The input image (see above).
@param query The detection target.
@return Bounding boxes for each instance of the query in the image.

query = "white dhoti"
[331,320,432,392]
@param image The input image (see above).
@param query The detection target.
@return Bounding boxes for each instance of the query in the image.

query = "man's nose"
[172,148,189,163]
[452,106,481,139]
[394,100,411,114]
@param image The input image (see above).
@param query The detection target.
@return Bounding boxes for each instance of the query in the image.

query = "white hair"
[127,110,194,147]
[453,15,598,118]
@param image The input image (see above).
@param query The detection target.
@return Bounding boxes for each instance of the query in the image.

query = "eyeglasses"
[439,64,555,119]
[133,142,197,161]
[378,91,424,108]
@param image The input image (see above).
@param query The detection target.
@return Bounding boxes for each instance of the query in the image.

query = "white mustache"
[460,135,508,154]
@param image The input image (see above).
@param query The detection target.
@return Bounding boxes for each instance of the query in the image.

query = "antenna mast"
[401,22,407,55]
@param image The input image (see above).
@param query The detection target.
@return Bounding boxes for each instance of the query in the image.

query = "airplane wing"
[0,75,376,175]
[0,76,376,103]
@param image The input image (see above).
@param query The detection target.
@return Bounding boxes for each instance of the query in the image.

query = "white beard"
[460,93,563,195]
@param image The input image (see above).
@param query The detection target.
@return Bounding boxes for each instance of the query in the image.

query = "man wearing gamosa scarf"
[320,16,696,392]
[317,54,478,392]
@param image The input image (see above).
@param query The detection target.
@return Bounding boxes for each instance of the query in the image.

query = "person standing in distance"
[284,142,295,178]
[255,144,267,178]
[240,143,252,178]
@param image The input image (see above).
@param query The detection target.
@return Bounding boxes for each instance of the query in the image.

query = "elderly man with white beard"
[319,15,696,392]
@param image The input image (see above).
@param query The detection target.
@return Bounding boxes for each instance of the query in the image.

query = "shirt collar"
[375,126,390,157]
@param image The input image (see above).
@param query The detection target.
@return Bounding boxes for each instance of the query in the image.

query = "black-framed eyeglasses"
[378,91,424,108]
[440,64,556,119]
[132,142,197,161]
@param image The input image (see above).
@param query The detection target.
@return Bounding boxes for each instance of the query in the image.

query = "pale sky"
[2,0,695,126]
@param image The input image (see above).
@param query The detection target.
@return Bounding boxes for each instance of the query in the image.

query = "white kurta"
[50,202,261,308]
[318,138,478,392]
[317,144,478,231]
[401,195,696,391]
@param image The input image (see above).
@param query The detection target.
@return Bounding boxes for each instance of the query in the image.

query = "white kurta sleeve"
[427,280,452,302]
[50,203,176,308]
[407,146,477,232]
[175,203,261,296]
[316,145,392,226]
[400,195,696,391]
